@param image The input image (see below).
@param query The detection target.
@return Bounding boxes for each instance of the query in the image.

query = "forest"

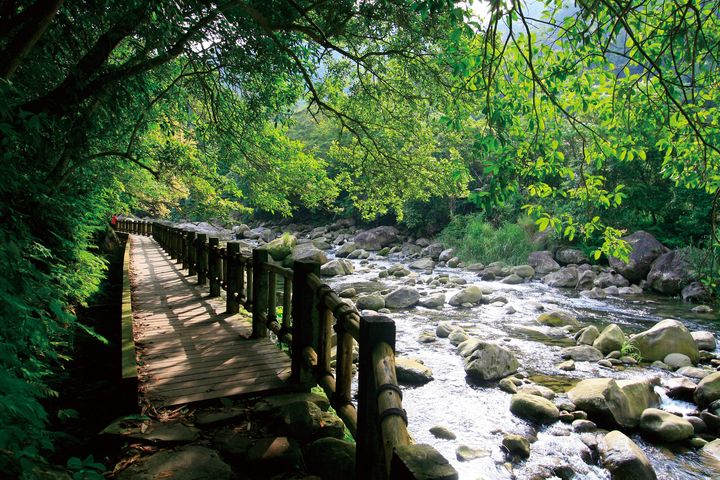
[2,0,720,478]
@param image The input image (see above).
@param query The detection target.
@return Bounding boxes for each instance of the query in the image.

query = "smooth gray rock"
[609,231,665,283]
[639,408,694,442]
[353,226,398,251]
[543,267,579,288]
[510,393,560,424]
[448,286,483,307]
[305,438,356,480]
[593,324,625,354]
[528,251,560,274]
[561,345,604,362]
[692,331,717,351]
[395,357,434,385]
[384,287,420,309]
[321,258,354,276]
[600,431,657,480]
[464,343,519,381]
[647,250,694,295]
[631,319,699,363]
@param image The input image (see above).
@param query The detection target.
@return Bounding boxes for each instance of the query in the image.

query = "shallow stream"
[325,255,720,480]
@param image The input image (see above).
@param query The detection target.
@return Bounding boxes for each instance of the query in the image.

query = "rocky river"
[173,219,720,479]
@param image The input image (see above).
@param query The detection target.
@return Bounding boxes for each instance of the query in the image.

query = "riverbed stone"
[512,265,535,278]
[502,434,530,459]
[537,310,580,328]
[555,247,588,266]
[464,343,519,381]
[502,273,525,285]
[593,324,625,355]
[646,250,694,295]
[457,338,483,357]
[561,345,604,362]
[117,446,233,480]
[499,377,518,394]
[305,438,355,480]
[262,234,297,261]
[568,378,659,429]
[558,360,576,371]
[600,430,657,480]
[692,331,717,351]
[409,258,435,270]
[694,372,720,408]
[677,366,712,379]
[430,425,457,440]
[347,248,369,259]
[664,353,692,370]
[355,294,385,311]
[543,267,579,288]
[639,408,694,442]
[395,357,433,385]
[336,242,357,257]
[353,226,398,251]
[320,258,354,277]
[631,319,699,363]
[528,251,561,274]
[420,293,446,308]
[576,325,600,345]
[418,331,437,343]
[384,287,420,309]
[580,287,607,300]
[510,393,560,424]
[456,445,489,462]
[664,377,697,402]
[287,243,328,266]
[572,419,597,433]
[609,231,665,283]
[448,285,484,307]
[436,322,454,338]
[449,328,469,346]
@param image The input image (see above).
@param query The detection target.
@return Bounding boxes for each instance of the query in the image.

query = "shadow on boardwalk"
[130,235,291,407]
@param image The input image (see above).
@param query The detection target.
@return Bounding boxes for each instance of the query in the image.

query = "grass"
[440,214,538,265]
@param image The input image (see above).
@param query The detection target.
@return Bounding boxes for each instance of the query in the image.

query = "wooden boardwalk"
[129,235,292,407]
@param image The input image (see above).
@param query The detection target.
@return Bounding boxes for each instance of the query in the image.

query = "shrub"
[440,214,537,265]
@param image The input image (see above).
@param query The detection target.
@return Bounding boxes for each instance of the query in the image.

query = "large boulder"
[609,231,665,283]
[509,394,559,424]
[384,287,420,309]
[576,325,600,345]
[528,251,560,274]
[639,408,694,442]
[593,272,630,288]
[421,243,445,260]
[542,267,579,288]
[646,250,694,295]
[593,324,626,354]
[694,372,720,408]
[408,258,435,270]
[448,286,484,307]
[355,295,385,311]
[262,234,297,261]
[630,319,699,363]
[285,243,328,266]
[555,247,588,265]
[395,358,433,385]
[568,378,659,429]
[353,226,398,251]
[463,343,519,381]
[320,259,354,277]
[600,431,657,480]
[537,310,580,328]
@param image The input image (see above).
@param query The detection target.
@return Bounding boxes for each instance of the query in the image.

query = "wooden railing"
[116,218,457,480]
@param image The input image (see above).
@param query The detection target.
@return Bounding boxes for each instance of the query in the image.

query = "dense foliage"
[2,0,719,476]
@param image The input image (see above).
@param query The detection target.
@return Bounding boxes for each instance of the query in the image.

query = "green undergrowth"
[310,385,355,444]
[440,214,540,266]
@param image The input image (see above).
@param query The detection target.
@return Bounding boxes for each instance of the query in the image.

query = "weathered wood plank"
[130,235,292,407]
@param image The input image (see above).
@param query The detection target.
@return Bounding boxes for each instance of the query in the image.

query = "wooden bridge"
[116,218,457,480]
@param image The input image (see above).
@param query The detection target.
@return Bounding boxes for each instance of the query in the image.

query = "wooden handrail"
[115,219,457,480]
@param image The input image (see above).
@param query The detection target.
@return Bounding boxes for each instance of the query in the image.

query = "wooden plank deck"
[129,234,292,407]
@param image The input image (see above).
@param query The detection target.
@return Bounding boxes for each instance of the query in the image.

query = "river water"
[324,254,720,480]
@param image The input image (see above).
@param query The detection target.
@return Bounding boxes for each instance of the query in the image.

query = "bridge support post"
[290,260,320,387]
[181,230,189,270]
[197,233,207,285]
[187,231,197,276]
[226,242,240,314]
[357,315,396,480]
[208,237,221,297]
[252,249,269,338]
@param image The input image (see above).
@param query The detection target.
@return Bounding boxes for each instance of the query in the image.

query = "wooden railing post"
[181,230,189,269]
[187,231,197,276]
[208,237,220,297]
[290,260,320,386]
[252,249,269,338]
[226,242,240,314]
[357,315,401,480]
[196,233,207,285]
